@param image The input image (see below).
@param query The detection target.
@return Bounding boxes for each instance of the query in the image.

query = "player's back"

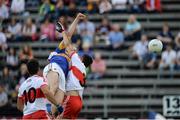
[18,75,47,115]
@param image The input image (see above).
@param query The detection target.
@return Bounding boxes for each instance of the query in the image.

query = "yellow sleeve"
[58,41,66,50]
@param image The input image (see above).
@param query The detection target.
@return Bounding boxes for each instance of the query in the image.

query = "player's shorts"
[43,62,66,92]
[23,110,50,119]
[60,95,83,119]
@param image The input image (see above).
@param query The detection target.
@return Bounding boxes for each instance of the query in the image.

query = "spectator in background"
[131,34,148,60]
[40,17,55,41]
[7,17,22,41]
[0,85,8,108]
[96,17,111,46]
[143,52,157,69]
[176,50,180,70]
[87,0,99,13]
[67,2,78,19]
[128,0,145,13]
[77,17,95,46]
[79,42,93,57]
[159,44,176,79]
[111,0,127,12]
[175,32,180,50]
[125,15,141,41]
[146,0,161,12]
[0,0,9,20]
[55,0,66,19]
[0,27,7,52]
[109,24,124,50]
[6,48,19,70]
[157,23,173,47]
[71,28,82,49]
[16,63,29,88]
[99,0,112,14]
[63,0,75,6]
[0,67,15,91]
[89,52,106,79]
[11,0,25,14]
[19,45,33,61]
[22,18,37,41]
[39,0,55,21]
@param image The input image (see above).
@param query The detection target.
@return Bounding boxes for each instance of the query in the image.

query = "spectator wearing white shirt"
[176,50,180,70]
[132,34,148,60]
[99,0,112,14]
[22,18,37,41]
[77,17,95,46]
[159,44,176,79]
[111,0,127,12]
[0,27,7,52]
[0,86,8,107]
[0,0,9,20]
[7,17,22,41]
[11,0,25,14]
[128,0,145,13]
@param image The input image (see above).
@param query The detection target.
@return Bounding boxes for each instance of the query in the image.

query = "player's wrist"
[56,104,63,114]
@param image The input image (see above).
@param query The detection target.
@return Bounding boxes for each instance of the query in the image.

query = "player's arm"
[41,85,63,113]
[41,85,59,106]
[17,97,24,112]
[55,24,70,51]
[68,13,86,39]
[17,86,24,112]
[56,13,86,49]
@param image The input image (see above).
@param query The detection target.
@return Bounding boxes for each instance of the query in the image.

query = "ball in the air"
[148,39,163,53]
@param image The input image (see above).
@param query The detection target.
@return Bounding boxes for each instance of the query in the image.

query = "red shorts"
[61,96,83,119]
[23,110,49,119]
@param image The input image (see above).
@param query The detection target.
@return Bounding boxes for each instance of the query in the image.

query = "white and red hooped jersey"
[66,53,86,99]
[18,75,48,115]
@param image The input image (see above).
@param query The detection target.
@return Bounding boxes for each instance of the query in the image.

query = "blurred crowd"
[0,0,180,110]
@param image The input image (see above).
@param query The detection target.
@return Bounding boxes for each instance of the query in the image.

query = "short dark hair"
[27,59,39,75]
[82,54,93,68]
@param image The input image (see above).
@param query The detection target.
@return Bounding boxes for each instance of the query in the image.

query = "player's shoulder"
[32,75,45,82]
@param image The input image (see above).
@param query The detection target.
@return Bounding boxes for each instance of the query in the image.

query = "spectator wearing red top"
[89,52,106,79]
[40,17,55,41]
[146,0,161,12]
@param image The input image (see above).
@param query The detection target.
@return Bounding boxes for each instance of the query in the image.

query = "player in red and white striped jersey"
[61,53,92,119]
[55,14,93,119]
[17,59,63,119]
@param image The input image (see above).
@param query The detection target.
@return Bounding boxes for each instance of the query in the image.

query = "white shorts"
[43,62,66,92]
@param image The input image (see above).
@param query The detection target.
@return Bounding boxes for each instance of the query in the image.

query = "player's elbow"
[17,103,23,112]
[17,105,21,111]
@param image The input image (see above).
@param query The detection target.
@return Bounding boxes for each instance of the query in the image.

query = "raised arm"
[68,13,86,39]
[56,13,86,48]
